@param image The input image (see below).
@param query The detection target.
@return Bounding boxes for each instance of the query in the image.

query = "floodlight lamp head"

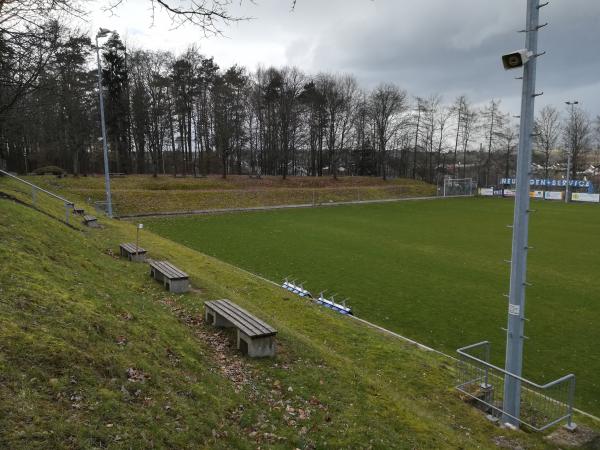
[97,28,112,38]
[502,49,532,70]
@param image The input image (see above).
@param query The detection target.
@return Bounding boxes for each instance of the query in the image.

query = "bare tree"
[563,105,592,178]
[369,83,407,180]
[0,17,61,118]
[594,115,600,161]
[421,94,444,183]
[278,66,304,179]
[534,105,561,183]
[336,75,359,178]
[480,99,506,186]
[460,105,477,179]
[144,0,246,33]
[410,97,427,179]
[433,102,452,183]
[319,74,344,179]
[499,125,518,178]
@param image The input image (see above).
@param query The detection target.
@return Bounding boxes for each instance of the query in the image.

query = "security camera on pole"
[500,0,547,428]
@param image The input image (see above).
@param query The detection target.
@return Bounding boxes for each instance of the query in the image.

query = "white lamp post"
[95,27,114,217]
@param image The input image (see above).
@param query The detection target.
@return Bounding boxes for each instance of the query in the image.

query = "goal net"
[441,178,476,197]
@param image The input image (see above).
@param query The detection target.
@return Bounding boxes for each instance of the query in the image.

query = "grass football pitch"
[146,197,600,415]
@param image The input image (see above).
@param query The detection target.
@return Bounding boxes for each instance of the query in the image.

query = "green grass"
[0,180,582,448]
[24,174,436,216]
[145,197,600,416]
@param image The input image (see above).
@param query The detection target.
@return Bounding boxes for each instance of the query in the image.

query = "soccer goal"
[441,178,476,197]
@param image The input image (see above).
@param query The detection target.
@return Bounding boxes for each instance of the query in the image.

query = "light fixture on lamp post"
[95,27,114,218]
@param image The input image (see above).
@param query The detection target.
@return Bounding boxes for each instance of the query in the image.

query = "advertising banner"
[503,189,516,197]
[544,191,563,200]
[479,188,494,196]
[530,191,544,199]
[501,177,591,188]
[572,193,600,203]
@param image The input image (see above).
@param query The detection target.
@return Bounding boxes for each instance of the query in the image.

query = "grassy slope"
[0,194,571,448]
[25,175,436,216]
[144,198,600,416]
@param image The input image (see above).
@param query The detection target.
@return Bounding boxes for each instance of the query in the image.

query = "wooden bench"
[83,215,99,228]
[204,299,277,357]
[149,260,189,293]
[73,207,85,215]
[119,243,147,262]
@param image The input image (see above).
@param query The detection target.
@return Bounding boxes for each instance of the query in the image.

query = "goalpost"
[441,178,475,197]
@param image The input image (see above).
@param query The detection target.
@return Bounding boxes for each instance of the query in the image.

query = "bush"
[31,166,66,176]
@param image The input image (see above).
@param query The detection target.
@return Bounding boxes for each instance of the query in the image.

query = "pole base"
[486,414,499,424]
[501,422,519,431]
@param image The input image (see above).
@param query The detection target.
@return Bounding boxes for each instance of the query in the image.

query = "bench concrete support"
[205,308,234,328]
[166,278,189,294]
[237,329,276,357]
[204,299,277,358]
[120,243,146,262]
[150,267,164,283]
[149,261,189,293]
[129,252,146,263]
[83,216,100,228]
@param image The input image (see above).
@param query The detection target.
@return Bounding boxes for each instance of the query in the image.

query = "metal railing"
[0,169,75,224]
[456,341,576,431]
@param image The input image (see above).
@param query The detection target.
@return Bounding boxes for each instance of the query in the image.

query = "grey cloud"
[96,0,600,115]
[287,0,600,114]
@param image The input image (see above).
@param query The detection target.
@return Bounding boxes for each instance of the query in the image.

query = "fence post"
[484,342,491,388]
[32,186,37,208]
[565,377,577,431]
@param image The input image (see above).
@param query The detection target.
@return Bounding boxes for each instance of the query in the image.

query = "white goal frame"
[442,178,475,197]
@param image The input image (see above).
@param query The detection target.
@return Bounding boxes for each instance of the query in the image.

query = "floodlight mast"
[502,0,545,428]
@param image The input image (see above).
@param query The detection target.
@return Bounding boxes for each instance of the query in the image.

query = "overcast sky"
[89,0,600,117]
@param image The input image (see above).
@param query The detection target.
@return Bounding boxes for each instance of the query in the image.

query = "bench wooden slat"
[83,215,97,222]
[150,260,188,280]
[218,300,276,336]
[208,304,273,338]
[211,301,266,336]
[120,243,146,254]
[152,261,183,279]
[205,299,276,338]
[160,261,187,279]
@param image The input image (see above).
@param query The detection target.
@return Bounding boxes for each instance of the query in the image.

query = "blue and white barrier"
[282,280,313,298]
[316,294,353,315]
[281,279,353,315]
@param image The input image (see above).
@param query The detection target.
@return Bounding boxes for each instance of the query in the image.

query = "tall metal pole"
[564,101,578,204]
[502,0,544,427]
[96,33,113,218]
[565,150,572,203]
